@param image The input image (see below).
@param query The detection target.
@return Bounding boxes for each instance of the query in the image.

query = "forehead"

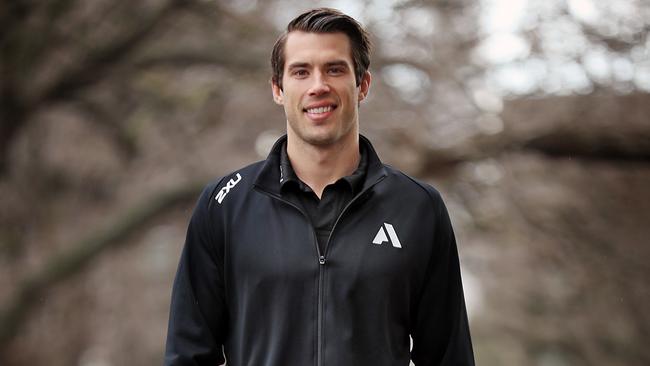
[283,31,353,67]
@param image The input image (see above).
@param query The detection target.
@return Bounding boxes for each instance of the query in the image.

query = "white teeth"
[306,106,333,114]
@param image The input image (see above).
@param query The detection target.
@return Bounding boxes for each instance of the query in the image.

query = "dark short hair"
[271,8,371,90]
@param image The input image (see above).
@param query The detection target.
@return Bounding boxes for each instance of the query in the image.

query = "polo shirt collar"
[279,140,368,195]
[254,134,387,197]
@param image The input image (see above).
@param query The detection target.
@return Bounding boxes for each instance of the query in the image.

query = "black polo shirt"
[279,141,368,254]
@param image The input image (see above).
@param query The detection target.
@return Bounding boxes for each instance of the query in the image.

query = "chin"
[288,119,355,147]
[302,133,340,146]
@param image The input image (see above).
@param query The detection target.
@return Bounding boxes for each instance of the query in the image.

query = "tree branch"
[0,181,205,352]
[133,50,266,72]
[36,0,184,105]
[72,97,138,159]
[417,92,650,172]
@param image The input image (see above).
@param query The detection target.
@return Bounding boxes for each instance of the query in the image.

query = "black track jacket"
[164,135,474,366]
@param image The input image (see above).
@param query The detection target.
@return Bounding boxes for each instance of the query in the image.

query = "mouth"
[303,103,337,120]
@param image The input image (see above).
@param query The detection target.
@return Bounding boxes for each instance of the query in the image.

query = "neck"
[287,133,360,199]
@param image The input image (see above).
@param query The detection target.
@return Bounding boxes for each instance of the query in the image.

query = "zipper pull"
[319,256,326,265]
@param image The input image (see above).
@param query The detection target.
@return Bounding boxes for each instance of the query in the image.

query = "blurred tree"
[1,0,278,361]
[0,0,277,175]
[0,0,649,365]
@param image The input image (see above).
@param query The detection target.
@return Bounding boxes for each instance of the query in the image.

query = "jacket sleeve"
[164,182,228,366]
[410,191,475,365]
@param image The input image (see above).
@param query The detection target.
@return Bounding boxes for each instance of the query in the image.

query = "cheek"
[345,83,359,98]
[281,88,303,107]
[283,96,301,115]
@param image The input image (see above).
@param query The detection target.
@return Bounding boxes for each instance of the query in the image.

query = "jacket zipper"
[323,175,387,256]
[316,177,386,366]
[253,188,325,366]
[254,175,386,366]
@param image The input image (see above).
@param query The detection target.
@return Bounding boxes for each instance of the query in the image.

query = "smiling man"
[164,8,474,366]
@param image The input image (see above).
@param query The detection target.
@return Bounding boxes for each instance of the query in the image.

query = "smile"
[303,103,338,118]
[306,106,334,114]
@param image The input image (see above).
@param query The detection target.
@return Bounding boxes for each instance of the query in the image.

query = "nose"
[308,72,330,96]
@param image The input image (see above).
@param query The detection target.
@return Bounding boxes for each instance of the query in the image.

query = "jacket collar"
[253,134,388,197]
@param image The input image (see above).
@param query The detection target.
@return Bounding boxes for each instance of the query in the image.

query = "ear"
[358,71,372,102]
[272,82,284,105]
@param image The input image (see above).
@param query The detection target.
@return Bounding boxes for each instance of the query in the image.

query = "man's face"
[272,31,371,147]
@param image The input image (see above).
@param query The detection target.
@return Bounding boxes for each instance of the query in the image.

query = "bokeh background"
[1,0,649,365]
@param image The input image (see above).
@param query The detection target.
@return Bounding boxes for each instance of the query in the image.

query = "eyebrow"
[287,60,351,70]
[324,60,350,68]
[287,62,310,71]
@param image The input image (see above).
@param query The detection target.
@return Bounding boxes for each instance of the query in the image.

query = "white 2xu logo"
[215,173,242,204]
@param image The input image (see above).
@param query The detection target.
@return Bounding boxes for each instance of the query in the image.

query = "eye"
[328,67,345,75]
[292,69,309,78]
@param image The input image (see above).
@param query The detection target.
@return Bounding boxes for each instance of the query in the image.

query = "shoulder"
[380,164,446,210]
[196,160,266,210]
[186,160,267,234]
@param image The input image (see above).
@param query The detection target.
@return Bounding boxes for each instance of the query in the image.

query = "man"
[164,8,474,366]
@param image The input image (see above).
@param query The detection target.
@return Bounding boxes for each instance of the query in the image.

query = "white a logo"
[215,173,242,204]
[372,223,402,248]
